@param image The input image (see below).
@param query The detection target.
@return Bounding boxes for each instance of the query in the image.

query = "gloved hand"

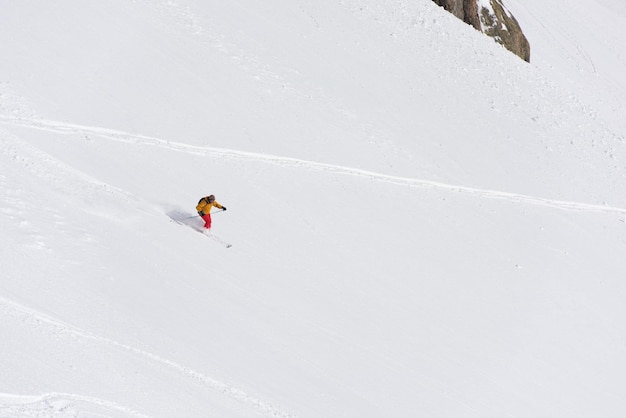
[222,206,227,211]
[198,211,205,216]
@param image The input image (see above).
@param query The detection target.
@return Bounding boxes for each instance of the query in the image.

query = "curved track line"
[0,296,294,418]
[0,392,149,418]
[2,115,625,216]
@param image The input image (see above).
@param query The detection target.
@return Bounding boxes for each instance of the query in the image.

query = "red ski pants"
[201,213,212,229]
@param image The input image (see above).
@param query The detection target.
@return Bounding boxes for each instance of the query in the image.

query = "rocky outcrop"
[432,0,530,62]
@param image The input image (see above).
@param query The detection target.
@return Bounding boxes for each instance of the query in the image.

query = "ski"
[169,214,232,248]
[202,231,232,248]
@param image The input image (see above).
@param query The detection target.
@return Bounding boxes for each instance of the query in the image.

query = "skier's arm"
[197,200,207,215]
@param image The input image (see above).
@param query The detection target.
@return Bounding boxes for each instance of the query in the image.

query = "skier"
[196,195,227,230]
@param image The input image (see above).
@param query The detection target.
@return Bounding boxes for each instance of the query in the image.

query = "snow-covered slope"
[1,0,625,417]
[507,0,626,136]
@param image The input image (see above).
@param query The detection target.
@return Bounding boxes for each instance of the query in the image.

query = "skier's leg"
[201,213,212,229]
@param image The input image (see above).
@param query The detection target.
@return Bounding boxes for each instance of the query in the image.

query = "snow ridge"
[0,296,294,418]
[2,115,625,217]
[0,392,149,418]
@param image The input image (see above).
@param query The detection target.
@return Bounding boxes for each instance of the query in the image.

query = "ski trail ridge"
[2,115,625,216]
[0,296,294,418]
[0,392,149,418]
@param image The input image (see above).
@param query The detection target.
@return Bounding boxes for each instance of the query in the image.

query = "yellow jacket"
[196,197,223,215]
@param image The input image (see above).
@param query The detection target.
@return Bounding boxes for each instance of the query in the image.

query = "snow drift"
[1,0,625,417]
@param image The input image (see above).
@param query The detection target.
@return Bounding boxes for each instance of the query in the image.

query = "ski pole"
[178,215,200,220]
[178,209,225,221]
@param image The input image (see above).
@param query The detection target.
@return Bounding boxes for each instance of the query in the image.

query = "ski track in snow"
[0,392,149,418]
[0,296,294,418]
[2,115,626,217]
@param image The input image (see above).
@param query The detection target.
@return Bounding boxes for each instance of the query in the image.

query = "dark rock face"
[432,0,530,62]
[480,1,530,62]
[433,0,465,20]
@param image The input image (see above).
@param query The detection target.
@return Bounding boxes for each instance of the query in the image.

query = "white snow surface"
[1,0,626,417]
